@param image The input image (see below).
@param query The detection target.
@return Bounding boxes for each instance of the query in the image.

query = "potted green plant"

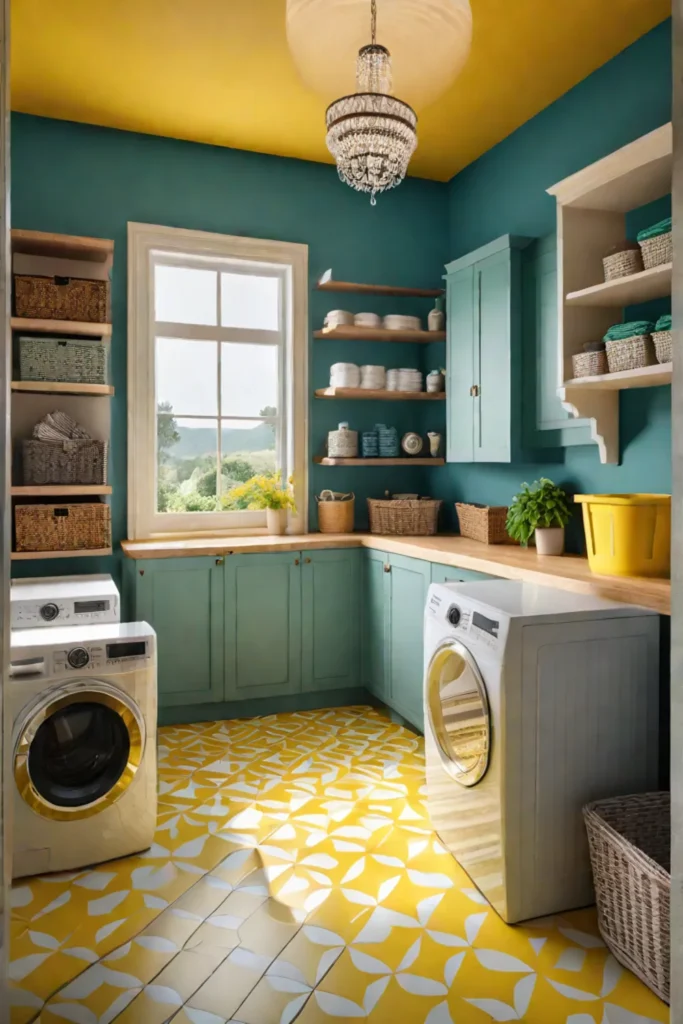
[506,478,571,556]
[223,472,296,535]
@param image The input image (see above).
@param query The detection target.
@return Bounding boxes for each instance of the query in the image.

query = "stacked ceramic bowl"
[360,365,386,390]
[386,369,399,391]
[324,309,354,328]
[376,424,399,457]
[354,312,382,328]
[397,368,423,392]
[384,314,422,332]
[330,362,360,388]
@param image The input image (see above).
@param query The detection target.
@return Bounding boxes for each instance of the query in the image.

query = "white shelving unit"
[547,123,672,464]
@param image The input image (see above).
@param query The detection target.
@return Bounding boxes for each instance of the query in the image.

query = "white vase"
[267,508,288,535]
[428,307,445,332]
[535,527,564,556]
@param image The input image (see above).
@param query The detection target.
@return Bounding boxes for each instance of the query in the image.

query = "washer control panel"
[11,596,120,628]
[10,638,152,679]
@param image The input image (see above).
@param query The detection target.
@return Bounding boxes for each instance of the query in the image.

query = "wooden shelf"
[11,229,114,263]
[12,547,113,561]
[315,325,444,343]
[566,262,672,307]
[11,485,112,497]
[12,381,114,396]
[314,456,444,466]
[316,269,442,298]
[563,362,672,391]
[315,387,445,401]
[11,317,112,338]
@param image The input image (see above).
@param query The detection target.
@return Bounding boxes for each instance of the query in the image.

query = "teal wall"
[434,19,672,540]
[10,115,448,581]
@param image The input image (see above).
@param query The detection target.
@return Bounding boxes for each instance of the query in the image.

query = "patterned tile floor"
[10,707,668,1024]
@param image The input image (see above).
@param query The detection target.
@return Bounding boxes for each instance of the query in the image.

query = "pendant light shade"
[286,0,472,111]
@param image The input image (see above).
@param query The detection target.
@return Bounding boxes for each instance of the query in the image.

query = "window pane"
[157,338,218,417]
[221,272,279,330]
[157,416,219,513]
[221,342,278,418]
[222,419,277,497]
[155,265,217,325]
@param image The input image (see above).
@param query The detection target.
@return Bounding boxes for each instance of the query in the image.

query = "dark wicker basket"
[22,439,108,486]
[18,335,107,384]
[14,274,108,323]
[367,498,441,536]
[15,502,111,552]
[456,502,511,544]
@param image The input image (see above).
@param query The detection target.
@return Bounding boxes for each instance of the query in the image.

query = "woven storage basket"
[602,248,643,281]
[456,502,510,544]
[584,792,670,1004]
[18,336,107,384]
[639,232,672,270]
[22,439,108,486]
[316,492,355,533]
[605,334,655,373]
[14,275,108,323]
[652,330,672,365]
[572,350,608,378]
[15,502,111,552]
[368,497,441,536]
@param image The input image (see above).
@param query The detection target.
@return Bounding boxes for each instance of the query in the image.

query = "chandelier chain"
[371,0,377,45]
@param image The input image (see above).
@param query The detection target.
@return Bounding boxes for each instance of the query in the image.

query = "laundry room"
[0,2,680,1023]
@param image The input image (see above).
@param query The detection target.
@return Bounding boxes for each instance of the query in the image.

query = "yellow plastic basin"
[574,494,671,578]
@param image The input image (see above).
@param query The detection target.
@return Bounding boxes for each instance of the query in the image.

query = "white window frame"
[127,222,308,539]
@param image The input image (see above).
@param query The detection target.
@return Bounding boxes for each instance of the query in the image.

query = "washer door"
[14,681,145,821]
[426,640,490,787]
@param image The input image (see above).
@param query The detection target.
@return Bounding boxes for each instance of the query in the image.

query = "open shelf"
[563,362,672,391]
[12,381,114,396]
[11,229,114,263]
[315,387,445,401]
[315,326,444,343]
[11,547,113,561]
[11,485,112,497]
[314,456,444,466]
[11,317,112,338]
[316,269,442,298]
[566,262,672,307]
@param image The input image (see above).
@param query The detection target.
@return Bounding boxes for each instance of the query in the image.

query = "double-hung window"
[128,223,308,538]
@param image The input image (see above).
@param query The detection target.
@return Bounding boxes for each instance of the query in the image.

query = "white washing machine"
[9,621,157,879]
[11,574,120,628]
[424,579,660,923]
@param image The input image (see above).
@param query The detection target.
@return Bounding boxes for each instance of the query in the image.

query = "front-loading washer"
[11,574,120,628]
[424,579,660,923]
[10,621,157,878]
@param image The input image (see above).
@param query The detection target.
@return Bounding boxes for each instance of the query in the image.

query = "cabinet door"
[134,557,224,708]
[224,552,302,701]
[388,553,431,731]
[430,564,497,585]
[475,248,516,462]
[302,549,361,692]
[446,265,476,462]
[362,548,391,703]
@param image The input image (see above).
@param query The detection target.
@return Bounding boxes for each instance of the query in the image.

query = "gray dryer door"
[426,639,490,786]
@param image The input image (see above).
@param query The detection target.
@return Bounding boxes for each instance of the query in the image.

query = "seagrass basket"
[368,497,441,536]
[15,502,111,552]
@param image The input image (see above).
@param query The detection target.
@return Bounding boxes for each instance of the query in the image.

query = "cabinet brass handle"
[215,557,224,566]
[294,558,300,565]
[384,563,391,573]
[304,557,311,564]
[469,384,480,397]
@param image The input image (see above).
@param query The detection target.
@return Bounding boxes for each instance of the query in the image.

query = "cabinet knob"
[294,558,300,565]
[470,384,480,397]
[304,557,311,564]
[215,557,224,566]
[384,563,391,573]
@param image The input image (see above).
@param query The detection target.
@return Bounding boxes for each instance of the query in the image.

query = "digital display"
[106,641,147,659]
[74,600,108,613]
[472,611,499,637]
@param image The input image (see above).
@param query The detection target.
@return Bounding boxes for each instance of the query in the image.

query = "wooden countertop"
[121,533,671,615]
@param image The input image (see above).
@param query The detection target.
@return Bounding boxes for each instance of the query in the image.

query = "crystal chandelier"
[325,0,417,204]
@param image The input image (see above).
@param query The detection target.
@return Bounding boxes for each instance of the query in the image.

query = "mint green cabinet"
[302,549,361,692]
[387,553,431,731]
[132,557,224,708]
[430,564,497,585]
[362,548,390,703]
[224,552,302,701]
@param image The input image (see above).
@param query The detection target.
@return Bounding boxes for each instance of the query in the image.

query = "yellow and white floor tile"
[9,707,668,1023]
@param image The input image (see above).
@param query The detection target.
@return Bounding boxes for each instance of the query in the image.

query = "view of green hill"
[172,422,275,458]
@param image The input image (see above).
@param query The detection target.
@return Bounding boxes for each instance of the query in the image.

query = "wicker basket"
[18,336,107,384]
[14,275,108,323]
[15,502,111,552]
[22,439,108,485]
[456,502,510,544]
[639,231,672,270]
[368,497,442,536]
[652,329,672,365]
[602,248,643,281]
[583,792,670,1004]
[605,334,655,373]
[572,350,608,379]
[316,492,355,533]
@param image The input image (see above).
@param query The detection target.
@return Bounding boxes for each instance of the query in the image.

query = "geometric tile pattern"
[9,707,668,1023]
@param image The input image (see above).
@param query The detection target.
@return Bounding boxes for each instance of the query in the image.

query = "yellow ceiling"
[11,0,670,182]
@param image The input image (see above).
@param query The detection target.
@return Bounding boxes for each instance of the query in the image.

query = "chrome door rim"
[426,639,490,787]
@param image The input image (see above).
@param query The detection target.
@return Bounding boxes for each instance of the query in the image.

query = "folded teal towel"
[637,216,672,242]
[655,314,672,332]
[604,320,655,342]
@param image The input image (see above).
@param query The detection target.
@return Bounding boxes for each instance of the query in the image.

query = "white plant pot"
[266,508,288,536]
[535,527,564,556]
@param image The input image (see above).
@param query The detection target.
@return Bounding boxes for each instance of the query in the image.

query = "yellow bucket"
[574,494,671,578]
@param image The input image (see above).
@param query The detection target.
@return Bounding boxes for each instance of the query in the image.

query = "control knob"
[67,647,90,669]
[446,605,461,627]
[40,602,59,622]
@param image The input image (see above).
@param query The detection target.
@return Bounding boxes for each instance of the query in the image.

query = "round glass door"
[427,640,490,786]
[15,685,144,821]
